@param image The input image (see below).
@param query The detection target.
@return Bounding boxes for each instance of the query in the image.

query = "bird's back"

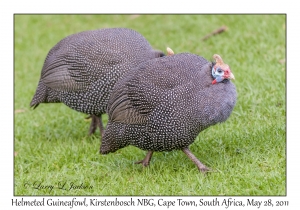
[30,28,163,115]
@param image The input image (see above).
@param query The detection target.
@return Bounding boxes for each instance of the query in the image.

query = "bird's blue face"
[211,64,235,84]
[212,66,224,79]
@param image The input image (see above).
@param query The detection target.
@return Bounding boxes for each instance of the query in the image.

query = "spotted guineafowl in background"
[100,51,236,172]
[30,28,165,136]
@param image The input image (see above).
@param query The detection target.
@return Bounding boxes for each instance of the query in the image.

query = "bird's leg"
[88,115,99,135]
[182,148,210,173]
[135,151,154,167]
[88,115,104,137]
[98,116,105,139]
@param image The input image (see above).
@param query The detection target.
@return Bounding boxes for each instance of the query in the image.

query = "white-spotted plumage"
[100,53,237,172]
[30,28,165,136]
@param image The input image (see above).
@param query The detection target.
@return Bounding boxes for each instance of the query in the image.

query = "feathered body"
[30,28,164,135]
[100,53,236,172]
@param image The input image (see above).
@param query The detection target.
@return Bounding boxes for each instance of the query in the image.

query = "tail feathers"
[30,102,40,109]
[30,81,49,108]
[30,80,68,109]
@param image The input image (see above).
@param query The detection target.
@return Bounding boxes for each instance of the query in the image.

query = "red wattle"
[212,79,217,84]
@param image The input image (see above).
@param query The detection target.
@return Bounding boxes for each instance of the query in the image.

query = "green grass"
[14,14,286,196]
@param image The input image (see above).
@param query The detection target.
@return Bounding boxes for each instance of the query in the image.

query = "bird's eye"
[217,69,223,73]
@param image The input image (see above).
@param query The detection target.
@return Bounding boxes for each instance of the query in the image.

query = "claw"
[135,151,154,167]
[182,148,210,173]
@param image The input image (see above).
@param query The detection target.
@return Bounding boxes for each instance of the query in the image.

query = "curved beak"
[223,68,235,80]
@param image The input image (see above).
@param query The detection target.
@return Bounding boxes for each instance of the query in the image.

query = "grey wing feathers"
[109,82,151,124]
[41,53,90,92]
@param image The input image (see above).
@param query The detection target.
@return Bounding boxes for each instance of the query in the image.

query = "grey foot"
[182,148,210,173]
[135,151,154,167]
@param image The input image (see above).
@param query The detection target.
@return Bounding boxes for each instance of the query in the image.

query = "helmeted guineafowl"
[30,28,165,136]
[100,51,236,172]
